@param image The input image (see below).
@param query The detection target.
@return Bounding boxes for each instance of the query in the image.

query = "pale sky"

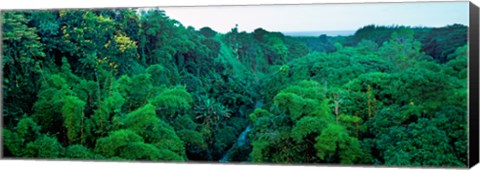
[160,2,469,33]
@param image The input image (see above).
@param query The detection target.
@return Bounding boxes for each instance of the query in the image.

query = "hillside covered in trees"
[1,8,468,167]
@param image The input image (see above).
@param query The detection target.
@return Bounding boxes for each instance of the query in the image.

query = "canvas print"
[1,1,471,168]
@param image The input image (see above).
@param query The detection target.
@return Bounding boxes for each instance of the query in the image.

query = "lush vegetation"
[1,8,468,167]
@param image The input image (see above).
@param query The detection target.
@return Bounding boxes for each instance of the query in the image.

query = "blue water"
[236,125,252,147]
[219,125,251,163]
[219,100,262,163]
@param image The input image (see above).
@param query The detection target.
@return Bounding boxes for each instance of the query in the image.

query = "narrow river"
[219,100,263,163]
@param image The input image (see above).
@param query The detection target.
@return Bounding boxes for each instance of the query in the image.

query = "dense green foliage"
[2,8,468,167]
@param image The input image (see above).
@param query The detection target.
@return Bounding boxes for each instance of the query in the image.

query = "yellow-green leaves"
[314,123,362,164]
[291,116,328,143]
[62,96,87,144]
[249,109,272,122]
[149,86,193,117]
[114,34,138,53]
[94,129,143,158]
[274,81,330,121]
[123,104,186,159]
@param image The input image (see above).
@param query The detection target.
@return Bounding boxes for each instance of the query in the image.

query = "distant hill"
[282,30,355,37]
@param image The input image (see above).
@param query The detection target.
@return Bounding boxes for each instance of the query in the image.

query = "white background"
[0,0,479,170]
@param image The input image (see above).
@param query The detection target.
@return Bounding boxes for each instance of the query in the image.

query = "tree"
[380,119,464,166]
[24,135,63,158]
[32,74,76,135]
[65,145,94,159]
[379,28,426,70]
[3,117,42,157]
[123,104,186,159]
[199,27,217,38]
[314,123,363,164]
[249,81,364,164]
[62,96,87,144]
[94,129,144,158]
[422,24,467,63]
[2,12,47,127]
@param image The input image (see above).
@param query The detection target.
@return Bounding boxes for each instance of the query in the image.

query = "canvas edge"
[0,1,475,169]
[469,1,480,168]
[0,10,5,160]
